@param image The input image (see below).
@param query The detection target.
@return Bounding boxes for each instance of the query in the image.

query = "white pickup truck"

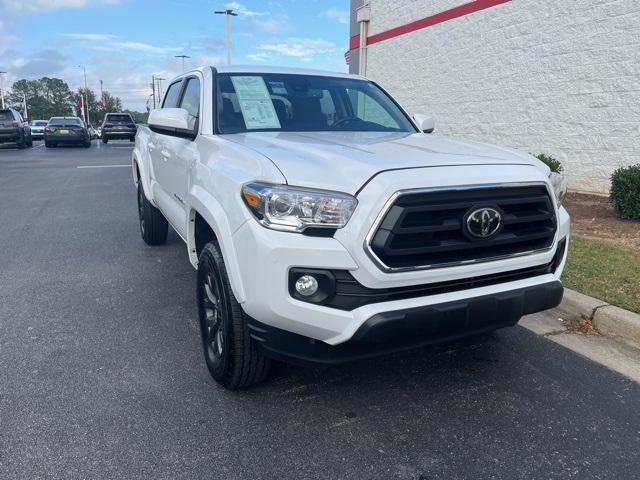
[133,66,569,389]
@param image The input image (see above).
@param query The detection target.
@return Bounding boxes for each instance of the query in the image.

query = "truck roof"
[188,65,364,80]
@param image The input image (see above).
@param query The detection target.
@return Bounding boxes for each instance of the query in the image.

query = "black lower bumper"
[248,280,563,368]
[45,134,87,144]
[104,131,135,139]
[0,132,20,143]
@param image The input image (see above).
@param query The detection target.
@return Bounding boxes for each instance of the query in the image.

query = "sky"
[0,0,351,111]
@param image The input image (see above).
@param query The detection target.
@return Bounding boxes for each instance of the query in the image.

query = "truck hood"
[223,131,546,194]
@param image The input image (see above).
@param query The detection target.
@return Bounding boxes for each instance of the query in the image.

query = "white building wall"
[362,0,640,193]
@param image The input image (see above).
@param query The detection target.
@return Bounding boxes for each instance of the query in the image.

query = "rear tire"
[27,137,33,147]
[84,139,91,148]
[102,137,108,144]
[129,137,135,142]
[137,182,168,245]
[16,135,26,149]
[198,242,271,389]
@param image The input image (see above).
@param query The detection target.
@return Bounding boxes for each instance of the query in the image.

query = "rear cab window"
[0,111,14,122]
[49,118,82,126]
[106,114,134,123]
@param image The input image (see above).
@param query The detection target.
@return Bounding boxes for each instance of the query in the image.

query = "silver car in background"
[30,120,48,140]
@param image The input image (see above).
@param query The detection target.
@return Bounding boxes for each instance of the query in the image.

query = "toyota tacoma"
[132,66,569,389]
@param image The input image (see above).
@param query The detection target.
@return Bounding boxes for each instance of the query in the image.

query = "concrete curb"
[560,289,640,351]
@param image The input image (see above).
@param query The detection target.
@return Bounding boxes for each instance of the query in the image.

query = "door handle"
[161,149,171,160]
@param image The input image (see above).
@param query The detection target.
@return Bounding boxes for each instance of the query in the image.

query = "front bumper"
[233,205,569,348]
[249,280,563,367]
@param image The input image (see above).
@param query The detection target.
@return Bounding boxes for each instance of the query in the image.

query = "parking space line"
[77,165,130,169]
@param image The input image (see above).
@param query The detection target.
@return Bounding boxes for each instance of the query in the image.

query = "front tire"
[84,139,91,148]
[197,242,271,389]
[102,137,108,144]
[137,182,168,245]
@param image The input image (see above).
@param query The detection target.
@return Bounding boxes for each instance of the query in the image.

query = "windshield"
[216,73,416,134]
[31,121,48,126]
[106,114,133,123]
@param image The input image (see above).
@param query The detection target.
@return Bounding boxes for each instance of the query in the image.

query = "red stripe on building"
[349,0,510,49]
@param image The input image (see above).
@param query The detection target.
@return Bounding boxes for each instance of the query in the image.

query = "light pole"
[214,9,238,65]
[0,71,6,109]
[174,55,191,72]
[77,65,90,125]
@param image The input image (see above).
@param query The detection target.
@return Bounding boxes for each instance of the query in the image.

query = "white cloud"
[61,33,181,56]
[1,0,122,14]
[257,38,337,61]
[251,14,289,33]
[191,55,223,67]
[246,52,271,62]
[224,2,268,17]
[62,33,117,42]
[321,8,349,25]
[114,41,180,55]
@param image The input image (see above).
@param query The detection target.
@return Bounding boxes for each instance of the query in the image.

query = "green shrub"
[535,153,564,173]
[610,164,640,219]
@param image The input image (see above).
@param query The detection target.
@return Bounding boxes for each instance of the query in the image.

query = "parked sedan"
[30,120,49,140]
[0,108,33,148]
[44,117,91,148]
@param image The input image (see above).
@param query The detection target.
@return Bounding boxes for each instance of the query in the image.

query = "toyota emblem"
[465,207,503,239]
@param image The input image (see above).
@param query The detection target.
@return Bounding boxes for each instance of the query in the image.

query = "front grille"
[369,184,557,271]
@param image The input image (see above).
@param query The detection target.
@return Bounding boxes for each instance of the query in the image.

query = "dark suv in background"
[0,108,33,149]
[44,117,91,148]
[101,113,137,143]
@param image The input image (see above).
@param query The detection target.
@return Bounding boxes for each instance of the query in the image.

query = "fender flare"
[187,185,247,304]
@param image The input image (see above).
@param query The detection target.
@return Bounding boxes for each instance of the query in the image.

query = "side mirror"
[413,114,435,134]
[148,108,195,139]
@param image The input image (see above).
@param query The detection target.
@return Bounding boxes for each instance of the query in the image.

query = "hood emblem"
[465,207,502,239]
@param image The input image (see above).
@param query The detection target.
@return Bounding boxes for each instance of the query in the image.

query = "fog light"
[295,275,319,297]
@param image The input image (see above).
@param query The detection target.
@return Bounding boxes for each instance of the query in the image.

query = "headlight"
[241,183,358,233]
[549,171,567,207]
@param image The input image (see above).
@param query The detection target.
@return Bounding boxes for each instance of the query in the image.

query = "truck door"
[161,76,201,238]
[149,79,186,236]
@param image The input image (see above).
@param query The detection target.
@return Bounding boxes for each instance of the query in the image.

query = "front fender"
[132,127,157,207]
[188,185,248,303]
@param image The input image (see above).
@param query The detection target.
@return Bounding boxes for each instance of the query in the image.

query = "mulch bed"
[563,192,640,253]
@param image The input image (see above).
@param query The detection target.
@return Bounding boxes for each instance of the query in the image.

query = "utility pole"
[0,71,6,109]
[151,75,156,109]
[78,65,90,125]
[174,55,190,72]
[99,79,104,103]
[214,9,238,65]
[155,77,165,103]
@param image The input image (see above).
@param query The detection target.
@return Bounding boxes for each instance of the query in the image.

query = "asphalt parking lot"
[1,141,639,479]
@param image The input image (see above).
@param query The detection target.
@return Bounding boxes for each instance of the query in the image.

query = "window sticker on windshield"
[231,76,281,130]
[268,81,288,95]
